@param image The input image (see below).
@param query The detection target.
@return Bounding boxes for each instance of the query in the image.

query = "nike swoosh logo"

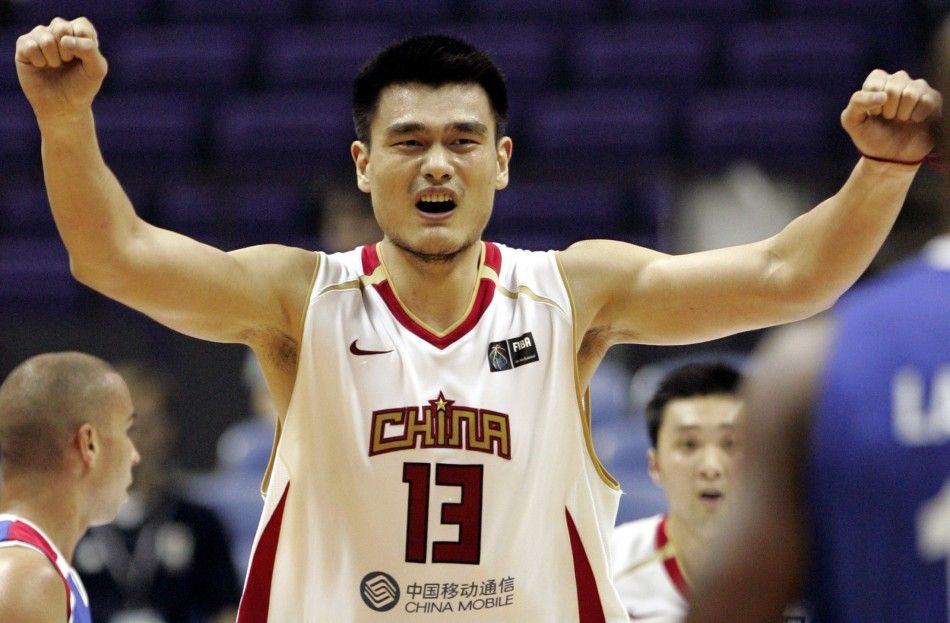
[349,340,393,356]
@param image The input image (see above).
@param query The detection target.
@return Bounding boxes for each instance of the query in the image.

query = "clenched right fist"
[15,16,107,122]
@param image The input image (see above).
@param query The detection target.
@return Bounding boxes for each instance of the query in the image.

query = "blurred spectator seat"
[524,89,674,174]
[568,23,716,96]
[0,95,40,179]
[470,0,607,22]
[620,0,758,24]
[0,237,76,306]
[685,88,835,172]
[724,20,870,105]
[261,24,399,91]
[211,93,352,179]
[313,0,456,25]
[163,0,298,24]
[229,184,304,247]
[108,26,252,96]
[12,0,155,30]
[772,0,918,69]
[486,181,629,249]
[93,93,203,177]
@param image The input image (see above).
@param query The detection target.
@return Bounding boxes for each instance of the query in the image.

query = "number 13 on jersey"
[403,463,484,565]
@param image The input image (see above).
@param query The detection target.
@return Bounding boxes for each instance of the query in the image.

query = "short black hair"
[645,362,742,448]
[352,34,508,145]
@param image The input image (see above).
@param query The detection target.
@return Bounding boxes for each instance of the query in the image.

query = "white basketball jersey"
[237,242,626,622]
[611,515,688,622]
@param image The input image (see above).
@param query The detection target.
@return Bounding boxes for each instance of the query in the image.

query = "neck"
[379,238,483,332]
[0,474,87,561]
[664,513,713,584]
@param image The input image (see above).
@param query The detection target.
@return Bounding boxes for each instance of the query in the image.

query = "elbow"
[68,254,129,295]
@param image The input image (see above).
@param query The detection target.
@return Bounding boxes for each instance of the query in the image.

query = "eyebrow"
[385,121,489,137]
[674,423,736,431]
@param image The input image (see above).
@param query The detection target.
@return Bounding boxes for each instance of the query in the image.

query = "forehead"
[659,394,741,435]
[371,83,494,135]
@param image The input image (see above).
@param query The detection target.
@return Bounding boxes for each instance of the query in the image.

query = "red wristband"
[859,151,925,166]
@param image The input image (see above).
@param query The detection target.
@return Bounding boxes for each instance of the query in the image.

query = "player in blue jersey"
[0,352,140,623]
[687,21,950,623]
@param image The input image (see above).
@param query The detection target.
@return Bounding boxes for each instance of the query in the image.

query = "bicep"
[562,238,815,347]
[78,224,317,345]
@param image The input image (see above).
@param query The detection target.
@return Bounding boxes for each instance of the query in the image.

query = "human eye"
[677,437,698,451]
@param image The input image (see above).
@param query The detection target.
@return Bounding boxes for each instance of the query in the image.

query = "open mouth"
[699,491,723,502]
[416,193,457,214]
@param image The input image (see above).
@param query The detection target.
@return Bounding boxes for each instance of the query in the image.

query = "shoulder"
[0,547,68,622]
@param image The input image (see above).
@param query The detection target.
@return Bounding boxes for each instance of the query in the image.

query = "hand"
[15,17,108,122]
[841,69,942,163]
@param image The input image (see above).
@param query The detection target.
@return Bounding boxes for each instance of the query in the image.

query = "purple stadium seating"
[92,94,203,176]
[724,20,870,104]
[524,89,674,174]
[229,184,305,246]
[12,0,155,29]
[211,93,352,178]
[0,237,76,305]
[470,0,607,22]
[163,0,298,24]
[568,23,716,93]
[108,26,253,94]
[313,0,456,24]
[485,181,628,249]
[152,182,219,244]
[621,0,758,23]
[685,88,836,171]
[0,96,41,179]
[261,24,399,90]
[0,29,26,94]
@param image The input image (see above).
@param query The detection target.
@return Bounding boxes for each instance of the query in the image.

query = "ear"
[76,423,98,469]
[495,136,513,190]
[351,141,372,193]
[647,447,662,486]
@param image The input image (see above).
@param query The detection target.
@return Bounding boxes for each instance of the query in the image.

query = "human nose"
[698,446,724,479]
[420,144,453,183]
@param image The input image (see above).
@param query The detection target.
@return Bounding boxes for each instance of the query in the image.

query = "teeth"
[419,194,453,203]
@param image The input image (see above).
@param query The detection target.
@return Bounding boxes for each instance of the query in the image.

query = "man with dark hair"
[612,362,741,621]
[14,17,941,621]
[0,352,140,623]
[687,21,950,623]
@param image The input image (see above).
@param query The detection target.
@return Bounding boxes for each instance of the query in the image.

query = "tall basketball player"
[0,352,140,623]
[687,21,950,623]
[15,17,940,622]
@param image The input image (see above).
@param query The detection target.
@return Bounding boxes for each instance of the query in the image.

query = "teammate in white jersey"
[0,352,140,622]
[612,363,741,622]
[15,15,942,621]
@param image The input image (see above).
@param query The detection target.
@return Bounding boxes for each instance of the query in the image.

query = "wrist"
[35,108,95,132]
[858,151,924,167]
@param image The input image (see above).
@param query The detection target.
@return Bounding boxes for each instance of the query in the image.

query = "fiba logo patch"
[360,571,400,612]
[488,331,539,372]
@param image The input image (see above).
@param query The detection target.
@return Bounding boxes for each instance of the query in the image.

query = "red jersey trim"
[6,521,72,620]
[565,508,607,623]
[655,515,690,599]
[360,242,501,349]
[237,484,290,623]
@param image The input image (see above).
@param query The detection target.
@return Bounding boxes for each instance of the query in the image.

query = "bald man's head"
[0,352,127,474]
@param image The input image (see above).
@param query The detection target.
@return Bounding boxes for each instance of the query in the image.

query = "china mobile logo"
[360,571,400,612]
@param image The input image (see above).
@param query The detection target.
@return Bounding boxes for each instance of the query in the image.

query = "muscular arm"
[686,318,831,623]
[17,19,316,350]
[562,70,939,357]
[0,549,69,623]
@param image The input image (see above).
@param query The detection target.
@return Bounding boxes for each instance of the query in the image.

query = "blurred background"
[1,0,948,547]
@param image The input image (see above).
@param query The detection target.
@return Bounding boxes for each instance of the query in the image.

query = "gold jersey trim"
[555,251,619,490]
